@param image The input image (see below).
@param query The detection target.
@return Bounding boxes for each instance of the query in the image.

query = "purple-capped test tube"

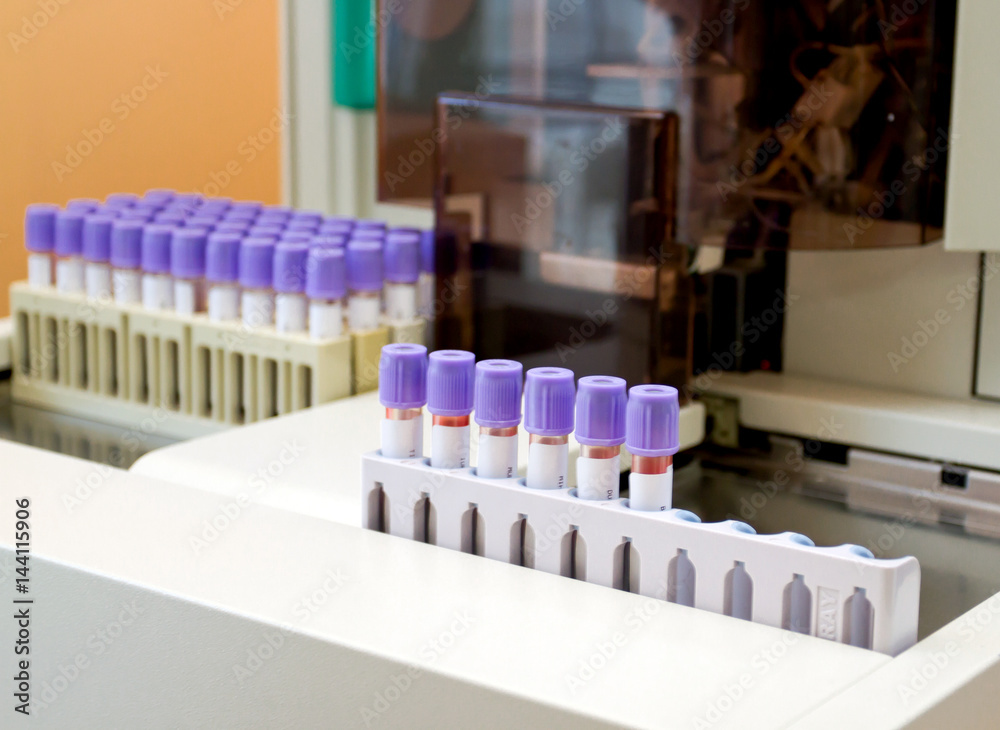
[524,367,576,489]
[306,248,346,339]
[379,344,428,459]
[104,193,140,209]
[24,204,58,288]
[206,233,242,321]
[141,224,175,310]
[54,209,86,293]
[346,241,383,331]
[110,220,144,303]
[575,376,627,501]
[626,385,680,511]
[273,243,309,333]
[82,215,116,300]
[474,359,524,479]
[239,237,276,327]
[428,350,476,469]
[384,232,420,322]
[171,228,209,315]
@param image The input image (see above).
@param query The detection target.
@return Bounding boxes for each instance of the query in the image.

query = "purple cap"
[286,220,319,234]
[310,234,347,249]
[215,220,251,234]
[355,219,387,231]
[575,376,627,447]
[54,210,86,256]
[278,233,313,245]
[248,224,285,238]
[384,234,420,284]
[320,222,354,237]
[350,229,385,243]
[82,215,116,263]
[292,210,323,222]
[118,211,154,223]
[95,206,123,218]
[154,211,187,227]
[427,350,475,417]
[262,204,292,217]
[131,201,163,215]
[110,220,144,268]
[474,360,523,428]
[626,385,680,457]
[379,344,428,410]
[187,216,219,231]
[273,243,308,293]
[199,198,232,215]
[256,213,290,226]
[143,189,175,204]
[524,367,575,436]
[24,203,59,252]
[421,230,435,273]
[225,205,261,221]
[171,193,203,212]
[346,241,383,292]
[239,237,276,289]
[324,215,354,226]
[171,228,209,278]
[305,248,346,300]
[141,224,174,273]
[104,193,139,208]
[206,233,242,283]
[66,198,101,213]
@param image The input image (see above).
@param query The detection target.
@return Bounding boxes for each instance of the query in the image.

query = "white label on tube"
[142,274,174,310]
[576,457,620,501]
[309,300,343,339]
[431,424,469,470]
[113,270,141,304]
[242,290,275,328]
[85,263,111,300]
[527,441,568,490]
[628,467,673,512]
[385,283,418,322]
[348,294,381,331]
[477,434,518,479]
[381,415,423,459]
[28,254,52,288]
[174,279,205,316]
[208,285,240,322]
[418,272,434,318]
[56,258,85,294]
[275,293,308,333]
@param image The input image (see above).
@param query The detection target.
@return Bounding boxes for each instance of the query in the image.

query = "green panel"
[332,0,376,110]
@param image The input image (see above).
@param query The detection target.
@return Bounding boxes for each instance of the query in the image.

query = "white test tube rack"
[10,281,362,439]
[361,451,921,657]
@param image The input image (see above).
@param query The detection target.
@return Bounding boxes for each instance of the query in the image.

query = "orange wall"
[0,0,283,316]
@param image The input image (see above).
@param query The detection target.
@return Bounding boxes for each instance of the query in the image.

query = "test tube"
[82,215,115,300]
[110,220,144,304]
[427,350,476,469]
[171,228,209,315]
[524,367,575,490]
[278,233,313,245]
[474,360,523,479]
[238,237,276,328]
[346,241,383,331]
[199,198,232,216]
[310,234,347,250]
[205,233,242,321]
[625,385,680,511]
[575,376,627,501]
[225,201,262,221]
[66,198,101,213]
[273,243,309,333]
[24,204,58,288]
[247,224,284,239]
[379,344,428,459]
[142,189,175,205]
[306,248,346,339]
[154,210,187,227]
[384,233,420,321]
[286,219,320,235]
[419,230,435,318]
[104,193,139,209]
[215,220,251,236]
[187,215,220,231]
[171,192,203,213]
[54,210,86,293]
[140,224,175,310]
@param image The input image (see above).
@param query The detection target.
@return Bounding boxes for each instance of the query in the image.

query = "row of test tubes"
[378,344,681,511]
[22,191,436,340]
